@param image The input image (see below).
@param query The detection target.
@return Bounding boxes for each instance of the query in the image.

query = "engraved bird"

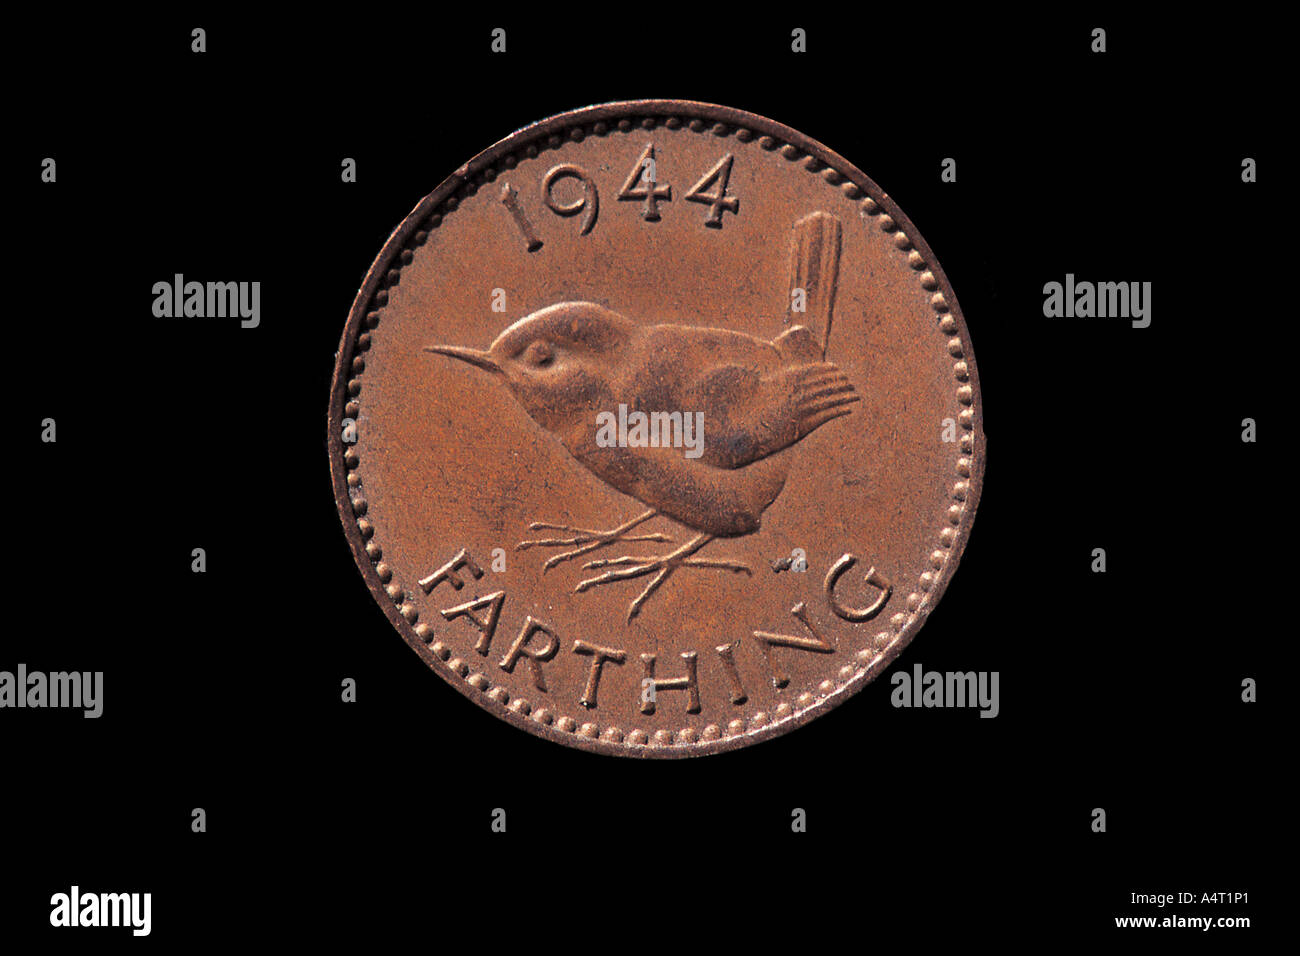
[425,300,859,619]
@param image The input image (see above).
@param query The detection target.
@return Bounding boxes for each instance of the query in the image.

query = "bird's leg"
[515,508,671,572]
[576,534,753,621]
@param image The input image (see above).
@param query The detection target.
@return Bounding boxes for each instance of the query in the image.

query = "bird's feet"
[575,534,752,621]
[515,509,670,572]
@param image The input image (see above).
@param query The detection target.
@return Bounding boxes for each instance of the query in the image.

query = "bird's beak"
[423,344,501,374]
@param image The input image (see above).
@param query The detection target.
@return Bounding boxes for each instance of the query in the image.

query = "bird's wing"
[687,359,859,470]
[626,324,857,470]
[787,361,862,437]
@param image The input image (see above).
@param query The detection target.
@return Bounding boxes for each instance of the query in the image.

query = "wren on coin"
[328,100,983,757]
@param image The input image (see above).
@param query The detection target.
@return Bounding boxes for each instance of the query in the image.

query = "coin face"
[327,100,983,757]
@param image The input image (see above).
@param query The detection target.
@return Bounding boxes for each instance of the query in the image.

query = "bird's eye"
[525,341,555,367]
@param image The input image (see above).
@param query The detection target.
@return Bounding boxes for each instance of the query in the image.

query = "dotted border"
[330,104,982,756]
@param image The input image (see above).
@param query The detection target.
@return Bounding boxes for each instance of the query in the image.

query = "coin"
[327,100,983,757]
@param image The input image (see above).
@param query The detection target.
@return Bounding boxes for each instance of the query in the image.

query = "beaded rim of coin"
[327,100,984,758]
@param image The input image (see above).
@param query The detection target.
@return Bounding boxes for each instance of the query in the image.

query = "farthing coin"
[327,100,983,757]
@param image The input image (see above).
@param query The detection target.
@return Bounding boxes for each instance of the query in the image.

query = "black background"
[8,10,1276,945]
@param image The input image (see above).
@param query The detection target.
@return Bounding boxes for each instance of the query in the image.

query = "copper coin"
[327,100,983,757]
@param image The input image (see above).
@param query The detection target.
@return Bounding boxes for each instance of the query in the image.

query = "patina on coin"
[327,100,983,757]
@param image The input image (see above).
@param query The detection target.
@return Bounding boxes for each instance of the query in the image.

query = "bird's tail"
[792,362,860,437]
